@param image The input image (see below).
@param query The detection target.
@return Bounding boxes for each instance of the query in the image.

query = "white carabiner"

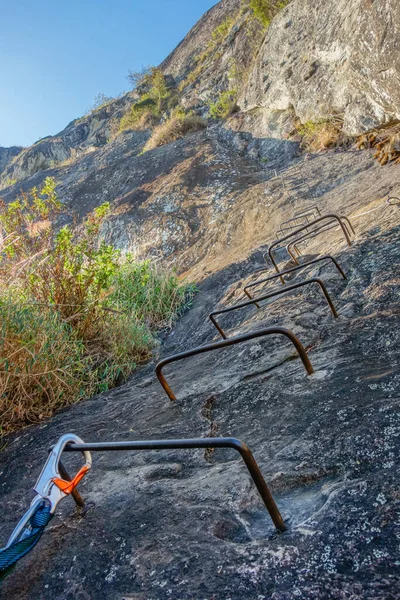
[34,433,92,512]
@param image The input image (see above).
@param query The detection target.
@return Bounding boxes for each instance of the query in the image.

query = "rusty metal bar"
[210,278,338,338]
[243,256,347,303]
[276,207,322,238]
[65,437,287,532]
[278,208,321,235]
[293,244,302,257]
[277,216,309,236]
[287,221,344,261]
[155,327,314,402]
[294,205,321,217]
[342,216,355,236]
[286,222,344,264]
[286,216,355,263]
[268,214,353,282]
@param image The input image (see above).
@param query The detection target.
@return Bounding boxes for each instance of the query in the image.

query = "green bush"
[208,90,238,119]
[246,0,289,27]
[120,68,172,133]
[110,259,196,327]
[249,0,271,26]
[0,178,194,434]
[119,96,159,132]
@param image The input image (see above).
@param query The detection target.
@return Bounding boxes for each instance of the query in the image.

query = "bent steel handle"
[286,216,355,263]
[66,437,287,532]
[210,278,338,338]
[155,327,314,402]
[268,213,353,282]
[243,256,347,301]
[278,207,321,236]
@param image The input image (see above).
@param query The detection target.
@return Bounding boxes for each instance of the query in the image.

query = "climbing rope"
[0,501,53,580]
[351,196,400,220]
[0,434,91,580]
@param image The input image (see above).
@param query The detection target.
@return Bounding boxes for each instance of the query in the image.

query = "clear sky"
[0,0,217,148]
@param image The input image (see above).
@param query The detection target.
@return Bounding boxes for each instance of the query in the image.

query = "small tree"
[148,68,171,113]
[208,90,238,119]
[90,93,114,111]
[127,66,152,90]
[120,68,172,132]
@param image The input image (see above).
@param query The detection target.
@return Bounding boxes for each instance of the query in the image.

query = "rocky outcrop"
[161,0,264,111]
[241,0,400,135]
[0,94,134,186]
[0,125,272,270]
[0,146,23,178]
[0,147,399,599]
[160,0,243,81]
[3,0,400,188]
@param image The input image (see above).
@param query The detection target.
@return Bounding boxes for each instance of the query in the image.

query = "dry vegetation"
[296,117,345,151]
[0,178,194,435]
[143,113,207,152]
[357,122,400,165]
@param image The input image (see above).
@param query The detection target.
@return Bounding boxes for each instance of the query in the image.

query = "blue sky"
[0,0,217,148]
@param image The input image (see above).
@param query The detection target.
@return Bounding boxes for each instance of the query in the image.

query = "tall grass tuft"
[0,302,93,433]
[143,111,206,152]
[0,179,194,435]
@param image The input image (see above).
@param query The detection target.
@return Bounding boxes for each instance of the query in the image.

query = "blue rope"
[0,503,53,581]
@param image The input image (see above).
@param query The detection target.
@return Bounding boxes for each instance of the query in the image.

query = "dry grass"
[0,303,94,434]
[0,180,195,435]
[297,118,344,152]
[357,122,400,165]
[143,114,207,152]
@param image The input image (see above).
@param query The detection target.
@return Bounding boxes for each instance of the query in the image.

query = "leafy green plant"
[208,90,238,119]
[0,178,194,434]
[119,96,159,132]
[120,68,172,132]
[245,0,289,27]
[249,0,271,26]
[212,17,235,42]
[147,68,171,112]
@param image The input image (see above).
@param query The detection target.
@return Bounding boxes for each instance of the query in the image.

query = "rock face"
[1,1,400,598]
[0,146,23,178]
[2,0,400,190]
[161,0,242,81]
[0,148,399,599]
[0,94,133,186]
[242,0,400,135]
[161,0,264,111]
